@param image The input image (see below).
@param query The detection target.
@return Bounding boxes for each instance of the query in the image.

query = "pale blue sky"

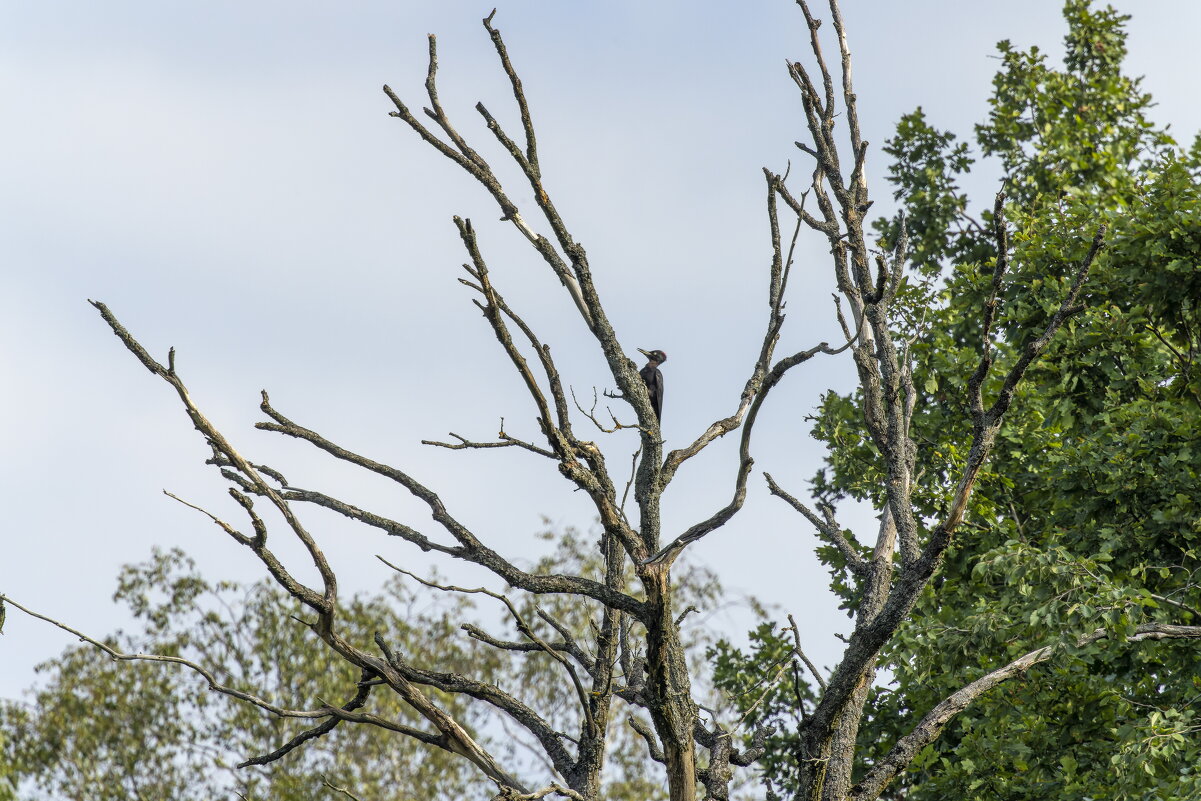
[3,2,1199,704]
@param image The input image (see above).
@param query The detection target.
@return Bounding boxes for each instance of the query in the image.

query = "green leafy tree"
[715,2,1201,799]
[0,739,15,801]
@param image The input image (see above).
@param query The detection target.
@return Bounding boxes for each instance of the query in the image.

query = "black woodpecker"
[637,348,667,422]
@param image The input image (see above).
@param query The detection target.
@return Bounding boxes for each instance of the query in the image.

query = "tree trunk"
[798,512,897,801]
[642,566,698,801]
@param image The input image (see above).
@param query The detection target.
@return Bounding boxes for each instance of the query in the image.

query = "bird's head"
[638,348,667,365]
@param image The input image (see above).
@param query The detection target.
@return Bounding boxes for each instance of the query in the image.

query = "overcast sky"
[3,2,1199,705]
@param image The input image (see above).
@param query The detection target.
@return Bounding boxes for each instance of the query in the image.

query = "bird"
[637,348,667,423]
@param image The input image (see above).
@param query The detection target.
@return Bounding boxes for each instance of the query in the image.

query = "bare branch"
[764,473,866,577]
[487,293,577,439]
[788,613,828,693]
[276,485,459,556]
[382,78,593,329]
[318,704,452,749]
[647,329,853,569]
[456,218,645,564]
[628,715,667,764]
[795,0,835,115]
[239,669,376,768]
[674,606,700,627]
[93,303,340,621]
[462,623,592,672]
[491,782,586,801]
[536,608,598,672]
[772,169,833,235]
[163,490,253,547]
[481,11,541,176]
[0,594,328,721]
[619,444,641,526]
[321,776,368,801]
[422,35,488,170]
[826,0,864,174]
[642,176,856,575]
[572,387,642,436]
[657,173,795,486]
[374,629,577,782]
[456,217,564,453]
[422,427,557,459]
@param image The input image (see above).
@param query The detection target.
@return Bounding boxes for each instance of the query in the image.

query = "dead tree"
[6,4,1201,801]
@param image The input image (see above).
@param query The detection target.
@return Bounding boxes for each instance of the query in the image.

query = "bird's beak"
[637,348,652,359]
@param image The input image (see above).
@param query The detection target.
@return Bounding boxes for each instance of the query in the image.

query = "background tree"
[3,532,731,801]
[0,737,14,801]
[716,3,1201,799]
[4,548,494,801]
[2,2,1198,800]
